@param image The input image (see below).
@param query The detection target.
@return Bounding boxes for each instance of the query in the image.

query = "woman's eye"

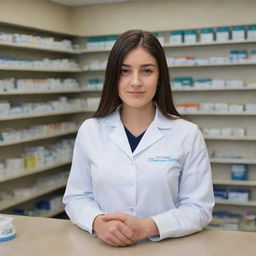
[120,69,130,75]
[143,69,153,75]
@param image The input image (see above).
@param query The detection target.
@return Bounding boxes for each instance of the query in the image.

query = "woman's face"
[118,47,159,110]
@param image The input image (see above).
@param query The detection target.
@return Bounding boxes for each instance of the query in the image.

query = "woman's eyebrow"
[121,63,156,67]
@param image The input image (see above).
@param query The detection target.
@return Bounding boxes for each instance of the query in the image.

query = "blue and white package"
[214,188,228,200]
[231,164,248,181]
[228,189,250,202]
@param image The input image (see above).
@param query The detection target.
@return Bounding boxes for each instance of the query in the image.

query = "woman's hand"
[93,214,135,247]
[101,213,159,242]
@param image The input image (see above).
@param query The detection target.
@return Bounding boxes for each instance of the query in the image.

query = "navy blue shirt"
[124,127,146,153]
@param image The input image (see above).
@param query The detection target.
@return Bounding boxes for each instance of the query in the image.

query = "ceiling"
[49,0,137,6]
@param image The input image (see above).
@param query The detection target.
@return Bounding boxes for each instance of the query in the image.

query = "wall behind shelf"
[0,0,256,36]
[0,0,73,35]
[70,0,256,36]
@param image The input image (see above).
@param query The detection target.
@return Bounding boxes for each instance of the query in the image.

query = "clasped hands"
[93,212,159,247]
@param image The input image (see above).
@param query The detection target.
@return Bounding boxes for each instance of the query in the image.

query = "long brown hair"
[93,29,181,119]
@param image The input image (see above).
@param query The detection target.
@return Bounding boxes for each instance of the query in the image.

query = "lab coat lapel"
[133,122,163,156]
[106,108,133,159]
[109,123,133,159]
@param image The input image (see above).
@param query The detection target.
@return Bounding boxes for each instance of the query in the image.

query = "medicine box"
[216,27,229,42]
[247,25,256,40]
[170,31,183,45]
[232,26,245,41]
[184,30,197,44]
[231,164,247,181]
[214,188,228,200]
[228,189,249,202]
[200,28,214,43]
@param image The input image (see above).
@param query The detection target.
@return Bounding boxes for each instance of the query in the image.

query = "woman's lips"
[128,91,144,96]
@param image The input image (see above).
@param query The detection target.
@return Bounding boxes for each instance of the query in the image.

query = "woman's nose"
[131,72,142,87]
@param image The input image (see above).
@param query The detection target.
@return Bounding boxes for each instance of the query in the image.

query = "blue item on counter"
[0,216,16,242]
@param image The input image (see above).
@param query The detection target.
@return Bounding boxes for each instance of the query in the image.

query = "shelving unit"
[215,200,256,207]
[0,130,77,147]
[210,158,256,164]
[40,206,65,218]
[1,21,255,231]
[0,67,81,72]
[79,39,256,53]
[0,22,92,217]
[77,28,256,232]
[169,63,256,68]
[0,41,81,54]
[0,89,89,95]
[213,180,256,186]
[164,34,256,230]
[0,110,92,121]
[0,161,71,183]
[204,136,256,141]
[0,180,67,211]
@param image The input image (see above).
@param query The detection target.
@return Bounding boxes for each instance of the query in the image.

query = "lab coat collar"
[102,104,174,129]
[103,104,174,158]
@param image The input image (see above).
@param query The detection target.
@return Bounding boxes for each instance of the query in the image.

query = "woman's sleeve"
[150,127,215,241]
[63,124,104,235]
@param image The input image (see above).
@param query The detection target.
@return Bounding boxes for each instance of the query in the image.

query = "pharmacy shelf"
[53,87,256,93]
[80,89,102,93]
[168,63,256,69]
[0,180,67,211]
[0,110,93,121]
[210,158,256,164]
[82,64,256,72]
[40,206,65,218]
[80,48,112,53]
[81,63,256,71]
[172,87,256,92]
[163,39,256,48]
[79,39,256,53]
[82,68,106,72]
[215,199,256,207]
[80,62,256,72]
[0,67,81,72]
[213,180,256,186]
[0,89,89,95]
[180,111,256,116]
[204,136,256,141]
[0,41,81,54]
[0,129,77,147]
[0,161,71,183]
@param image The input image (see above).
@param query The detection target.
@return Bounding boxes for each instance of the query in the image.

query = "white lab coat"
[63,105,215,241]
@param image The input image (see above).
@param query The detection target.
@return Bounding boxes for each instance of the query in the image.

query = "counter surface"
[1,215,256,256]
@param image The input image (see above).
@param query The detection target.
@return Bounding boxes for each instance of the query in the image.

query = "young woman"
[63,30,215,247]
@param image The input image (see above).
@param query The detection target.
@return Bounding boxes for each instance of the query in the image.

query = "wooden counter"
[1,215,255,256]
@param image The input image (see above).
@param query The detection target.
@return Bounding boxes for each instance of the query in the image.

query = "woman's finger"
[114,229,134,245]
[118,222,134,240]
[106,234,127,247]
